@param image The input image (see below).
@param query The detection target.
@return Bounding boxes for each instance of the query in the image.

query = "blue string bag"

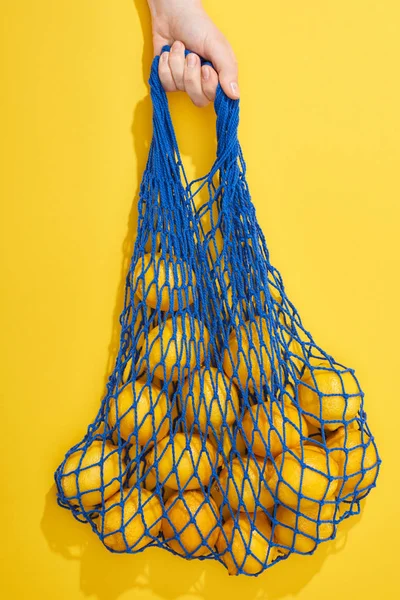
[55,49,381,576]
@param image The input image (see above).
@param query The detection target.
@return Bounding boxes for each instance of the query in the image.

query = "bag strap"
[149,46,240,174]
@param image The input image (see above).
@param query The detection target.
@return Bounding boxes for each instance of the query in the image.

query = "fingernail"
[161,51,169,63]
[172,41,183,52]
[202,66,210,81]
[230,82,240,97]
[187,53,197,68]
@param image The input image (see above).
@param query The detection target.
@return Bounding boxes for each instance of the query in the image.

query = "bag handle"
[149,45,240,170]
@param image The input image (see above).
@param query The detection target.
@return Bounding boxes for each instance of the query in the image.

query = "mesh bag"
[55,48,381,576]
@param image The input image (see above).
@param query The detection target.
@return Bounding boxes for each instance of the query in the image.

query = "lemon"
[138,314,210,381]
[133,252,196,311]
[274,501,336,553]
[181,367,240,433]
[210,479,234,522]
[108,380,169,446]
[234,427,247,456]
[208,427,234,468]
[242,400,308,458]
[60,440,126,508]
[216,512,279,575]
[327,427,379,498]
[127,444,157,491]
[270,444,339,507]
[97,487,162,551]
[298,367,361,430]
[162,490,220,557]
[223,317,278,392]
[147,432,217,490]
[218,455,274,512]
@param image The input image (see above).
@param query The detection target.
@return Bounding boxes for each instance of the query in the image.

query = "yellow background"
[1,0,398,598]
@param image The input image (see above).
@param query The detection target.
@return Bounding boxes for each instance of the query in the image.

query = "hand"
[147,0,239,106]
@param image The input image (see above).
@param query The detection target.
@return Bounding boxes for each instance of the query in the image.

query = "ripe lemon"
[162,490,220,557]
[60,440,126,508]
[234,427,247,456]
[138,314,210,381]
[218,456,275,512]
[133,252,196,311]
[270,444,339,507]
[327,427,379,498]
[181,367,240,432]
[216,512,279,575]
[97,487,162,551]
[147,432,217,490]
[223,317,278,392]
[242,400,308,458]
[208,426,234,468]
[127,443,157,491]
[274,501,336,553]
[298,367,361,430]
[108,380,169,446]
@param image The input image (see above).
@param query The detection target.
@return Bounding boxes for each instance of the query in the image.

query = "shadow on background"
[102,0,217,388]
[41,2,364,599]
[41,484,363,600]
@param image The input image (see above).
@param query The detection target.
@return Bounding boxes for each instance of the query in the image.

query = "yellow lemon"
[242,400,308,458]
[127,444,157,491]
[138,314,210,381]
[210,479,233,522]
[97,487,162,551]
[208,427,234,469]
[270,444,339,507]
[327,427,379,498]
[218,456,275,512]
[223,317,278,392]
[298,368,361,430]
[147,432,217,490]
[108,380,169,446]
[181,367,240,433]
[133,252,196,311]
[234,427,248,456]
[216,512,279,575]
[60,440,125,508]
[274,501,336,553]
[162,490,220,557]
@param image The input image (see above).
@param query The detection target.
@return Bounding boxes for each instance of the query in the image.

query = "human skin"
[146,0,239,106]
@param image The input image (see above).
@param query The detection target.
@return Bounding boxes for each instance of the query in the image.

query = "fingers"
[206,37,239,100]
[158,51,177,92]
[158,41,218,107]
[184,53,209,107]
[168,41,186,91]
[201,65,218,102]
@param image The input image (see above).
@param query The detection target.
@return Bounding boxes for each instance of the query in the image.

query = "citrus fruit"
[242,400,308,458]
[223,317,278,392]
[60,440,126,508]
[133,252,196,311]
[208,426,234,468]
[97,487,162,551]
[181,367,240,432]
[298,367,361,430]
[327,427,379,498]
[108,380,169,446]
[146,432,217,490]
[274,501,336,553]
[138,314,210,381]
[218,455,275,512]
[270,444,339,507]
[127,444,157,491]
[162,490,220,557]
[216,512,279,575]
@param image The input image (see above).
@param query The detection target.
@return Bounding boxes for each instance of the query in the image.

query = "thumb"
[206,37,239,100]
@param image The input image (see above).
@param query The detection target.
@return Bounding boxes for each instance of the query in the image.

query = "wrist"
[147,0,203,21]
